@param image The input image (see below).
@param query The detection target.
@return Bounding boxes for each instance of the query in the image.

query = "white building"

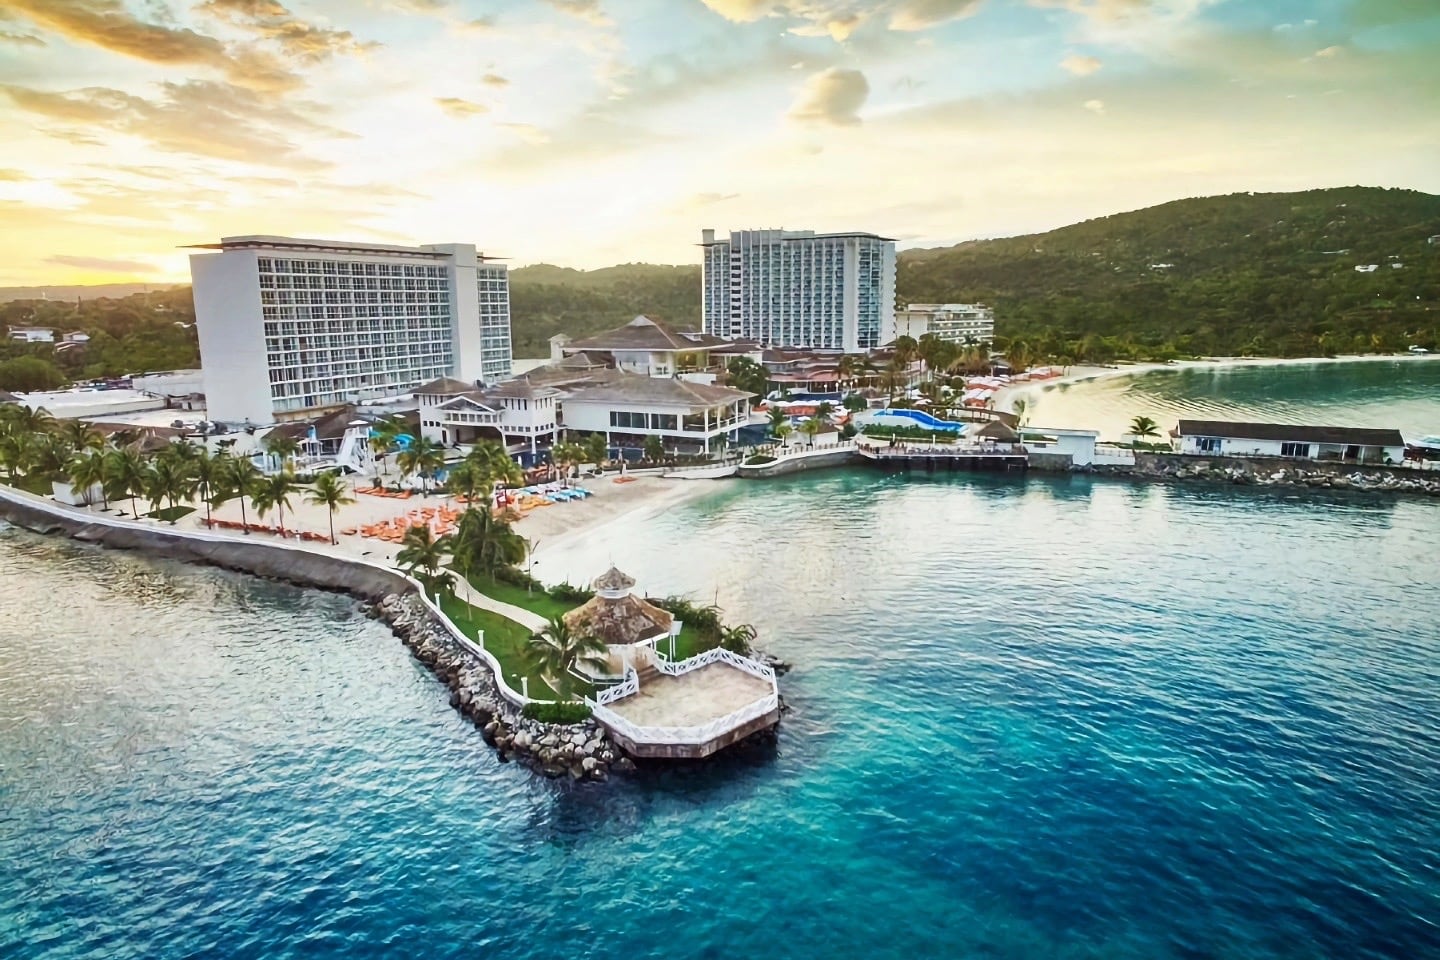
[416,376,561,455]
[560,375,752,453]
[189,235,512,425]
[1175,419,1405,464]
[7,326,55,343]
[894,303,995,345]
[552,315,728,380]
[701,228,896,352]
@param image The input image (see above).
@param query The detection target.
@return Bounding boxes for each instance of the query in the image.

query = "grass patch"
[435,592,593,701]
[522,701,592,724]
[463,573,580,622]
[659,622,721,661]
[148,505,196,523]
[8,474,55,496]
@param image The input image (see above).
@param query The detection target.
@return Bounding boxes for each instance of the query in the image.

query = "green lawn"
[462,573,580,622]
[436,592,593,701]
[148,505,196,524]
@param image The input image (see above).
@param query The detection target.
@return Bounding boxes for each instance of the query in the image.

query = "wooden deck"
[858,444,1029,473]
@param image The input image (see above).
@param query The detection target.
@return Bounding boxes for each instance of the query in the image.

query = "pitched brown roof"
[566,315,711,353]
[593,566,635,592]
[563,592,673,646]
[1176,420,1404,447]
[975,420,1019,441]
[0,390,18,404]
[562,373,753,408]
[414,376,478,396]
[486,379,560,400]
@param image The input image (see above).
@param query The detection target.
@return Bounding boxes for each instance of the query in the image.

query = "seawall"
[737,447,860,478]
[0,484,629,780]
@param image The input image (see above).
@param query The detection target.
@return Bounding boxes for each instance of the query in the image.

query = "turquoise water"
[3,468,1439,960]
[1022,358,1440,440]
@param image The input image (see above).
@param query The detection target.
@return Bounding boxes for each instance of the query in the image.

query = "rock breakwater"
[376,593,630,781]
[1097,454,1440,496]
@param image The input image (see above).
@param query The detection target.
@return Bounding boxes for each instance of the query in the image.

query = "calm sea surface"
[4,384,1440,960]
[1022,358,1440,440]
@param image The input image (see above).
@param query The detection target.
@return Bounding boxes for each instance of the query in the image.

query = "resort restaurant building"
[1175,420,1407,464]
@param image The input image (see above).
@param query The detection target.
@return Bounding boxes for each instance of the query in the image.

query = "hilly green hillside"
[508,262,701,357]
[898,186,1440,360]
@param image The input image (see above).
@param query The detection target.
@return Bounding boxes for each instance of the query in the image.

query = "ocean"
[1019,358,1440,440]
[3,365,1439,960]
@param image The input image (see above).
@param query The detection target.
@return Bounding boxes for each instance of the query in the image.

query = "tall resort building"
[189,236,512,424]
[700,228,896,352]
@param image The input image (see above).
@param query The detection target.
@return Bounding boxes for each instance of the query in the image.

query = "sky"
[0,0,1437,285]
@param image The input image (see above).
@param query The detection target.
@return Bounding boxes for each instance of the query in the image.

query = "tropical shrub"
[549,581,595,603]
[522,701,593,724]
[744,454,776,465]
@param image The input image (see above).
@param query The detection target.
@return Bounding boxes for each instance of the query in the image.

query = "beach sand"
[92,470,732,574]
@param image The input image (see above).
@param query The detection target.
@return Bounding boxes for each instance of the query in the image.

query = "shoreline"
[993,352,1440,415]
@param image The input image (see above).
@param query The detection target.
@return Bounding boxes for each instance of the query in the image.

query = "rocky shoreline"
[373,593,788,781]
[1095,453,1440,496]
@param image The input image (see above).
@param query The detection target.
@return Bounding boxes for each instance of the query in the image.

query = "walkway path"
[450,578,548,632]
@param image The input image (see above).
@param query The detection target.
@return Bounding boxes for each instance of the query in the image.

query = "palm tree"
[59,420,103,452]
[104,447,151,519]
[396,524,452,591]
[451,505,525,584]
[523,614,609,701]
[799,416,824,448]
[774,422,794,448]
[892,335,920,369]
[396,434,445,494]
[836,354,866,390]
[583,432,608,470]
[643,434,664,462]
[190,449,226,528]
[444,460,484,508]
[306,472,355,544]
[367,414,407,482]
[549,441,583,486]
[218,455,262,533]
[463,440,522,499]
[251,470,303,537]
[67,447,109,508]
[263,431,300,473]
[767,405,789,436]
[1130,416,1161,448]
[145,451,195,519]
[719,623,757,655]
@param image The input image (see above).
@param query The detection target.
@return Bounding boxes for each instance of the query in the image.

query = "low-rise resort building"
[1175,420,1407,464]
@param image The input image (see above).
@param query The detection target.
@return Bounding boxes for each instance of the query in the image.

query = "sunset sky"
[0,0,1437,285]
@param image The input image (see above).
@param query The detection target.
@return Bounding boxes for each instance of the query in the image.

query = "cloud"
[1313,45,1343,58]
[1060,53,1102,75]
[196,0,377,63]
[540,0,612,27]
[0,29,44,45]
[45,254,157,273]
[0,80,346,169]
[0,169,26,181]
[482,72,509,87]
[889,0,986,31]
[692,192,740,205]
[0,0,302,92]
[434,96,488,117]
[498,122,551,145]
[1029,0,1153,20]
[1082,98,1105,113]
[790,67,869,125]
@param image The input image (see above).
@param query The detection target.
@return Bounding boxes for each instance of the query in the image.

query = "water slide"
[868,409,968,433]
[333,424,372,475]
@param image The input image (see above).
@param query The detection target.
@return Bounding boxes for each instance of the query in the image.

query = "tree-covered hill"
[507,262,701,358]
[898,186,1440,359]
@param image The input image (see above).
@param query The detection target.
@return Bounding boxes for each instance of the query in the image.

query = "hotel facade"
[190,236,512,424]
[700,228,896,352]
[894,303,995,345]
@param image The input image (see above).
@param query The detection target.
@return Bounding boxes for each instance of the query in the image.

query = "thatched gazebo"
[564,567,673,676]
[974,419,1020,443]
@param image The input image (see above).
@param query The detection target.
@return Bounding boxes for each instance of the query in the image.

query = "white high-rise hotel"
[189,236,512,424]
[701,229,896,352]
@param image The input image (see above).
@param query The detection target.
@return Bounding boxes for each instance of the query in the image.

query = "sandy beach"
[87,470,733,576]
[992,353,1440,414]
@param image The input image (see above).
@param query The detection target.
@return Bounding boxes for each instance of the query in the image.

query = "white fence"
[594,666,639,706]
[588,691,780,748]
[655,646,776,683]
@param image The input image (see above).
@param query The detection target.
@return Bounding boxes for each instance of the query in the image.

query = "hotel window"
[1195,437,1222,454]
[1280,442,1310,458]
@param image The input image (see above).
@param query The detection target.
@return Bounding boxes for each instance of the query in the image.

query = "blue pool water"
[3,471,1439,960]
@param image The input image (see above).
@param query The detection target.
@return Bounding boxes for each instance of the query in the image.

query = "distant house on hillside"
[1354,264,1378,273]
[7,326,55,343]
[1175,419,1405,464]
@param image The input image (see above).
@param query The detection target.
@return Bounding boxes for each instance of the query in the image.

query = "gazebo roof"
[563,592,673,647]
[593,566,635,592]
[976,419,1019,441]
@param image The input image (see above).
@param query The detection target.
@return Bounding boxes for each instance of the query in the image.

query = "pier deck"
[858,444,1029,473]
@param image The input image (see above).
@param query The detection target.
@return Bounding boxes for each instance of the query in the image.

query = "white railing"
[594,666,639,706]
[588,691,780,747]
[654,646,776,683]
